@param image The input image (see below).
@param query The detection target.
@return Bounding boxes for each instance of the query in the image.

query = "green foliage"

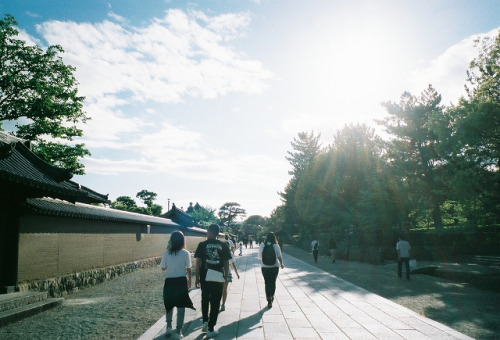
[278,30,500,259]
[113,196,137,208]
[110,191,163,216]
[293,124,400,246]
[136,190,157,208]
[285,131,322,177]
[241,215,267,236]
[189,204,218,228]
[378,85,447,229]
[280,131,322,238]
[0,14,90,175]
[111,196,148,215]
[218,202,246,232]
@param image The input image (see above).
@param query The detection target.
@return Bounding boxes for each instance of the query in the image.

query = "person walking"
[259,232,284,309]
[160,231,195,339]
[220,241,240,312]
[195,224,231,338]
[311,239,319,263]
[396,234,411,280]
[225,234,235,254]
[328,238,337,263]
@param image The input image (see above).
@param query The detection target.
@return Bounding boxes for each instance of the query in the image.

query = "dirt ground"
[283,244,500,340]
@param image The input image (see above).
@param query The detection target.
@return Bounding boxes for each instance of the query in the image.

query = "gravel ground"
[0,266,166,340]
[1,246,499,339]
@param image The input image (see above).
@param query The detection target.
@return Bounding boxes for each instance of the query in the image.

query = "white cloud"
[108,11,127,23]
[409,27,500,104]
[28,8,277,198]
[17,28,41,47]
[36,9,272,104]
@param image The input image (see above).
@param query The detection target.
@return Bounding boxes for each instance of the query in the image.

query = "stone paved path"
[139,248,473,340]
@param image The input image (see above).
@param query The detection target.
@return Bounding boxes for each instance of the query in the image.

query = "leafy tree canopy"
[110,190,162,216]
[136,190,158,208]
[189,203,218,228]
[0,14,90,174]
[218,202,246,231]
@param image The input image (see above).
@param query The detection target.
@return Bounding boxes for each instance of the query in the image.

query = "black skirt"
[163,276,195,311]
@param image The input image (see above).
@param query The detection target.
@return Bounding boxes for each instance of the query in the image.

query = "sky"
[2,1,500,218]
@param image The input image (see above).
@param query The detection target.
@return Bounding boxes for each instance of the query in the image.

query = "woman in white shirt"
[220,241,240,312]
[258,232,284,309]
[161,231,195,339]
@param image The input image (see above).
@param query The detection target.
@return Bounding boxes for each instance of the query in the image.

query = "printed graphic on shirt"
[205,243,223,266]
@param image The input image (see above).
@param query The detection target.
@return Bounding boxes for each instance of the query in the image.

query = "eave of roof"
[161,205,200,228]
[0,132,108,204]
[24,197,177,226]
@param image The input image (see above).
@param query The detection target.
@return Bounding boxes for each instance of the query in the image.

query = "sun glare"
[290,16,406,133]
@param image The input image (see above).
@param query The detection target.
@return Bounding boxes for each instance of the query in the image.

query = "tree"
[189,203,218,228]
[0,14,90,174]
[111,196,147,214]
[136,190,162,216]
[280,131,322,238]
[136,190,157,207]
[241,215,266,236]
[218,202,246,232]
[378,85,447,229]
[442,31,500,226]
[294,124,396,245]
[285,131,322,177]
[113,196,137,209]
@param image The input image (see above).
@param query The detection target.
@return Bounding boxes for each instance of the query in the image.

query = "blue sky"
[2,1,500,218]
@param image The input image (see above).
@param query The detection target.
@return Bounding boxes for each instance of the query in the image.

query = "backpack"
[262,243,276,265]
[313,241,318,250]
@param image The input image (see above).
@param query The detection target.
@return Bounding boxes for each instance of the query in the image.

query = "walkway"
[138,248,473,340]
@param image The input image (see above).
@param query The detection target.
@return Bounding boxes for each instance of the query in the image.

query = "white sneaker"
[201,322,208,333]
[206,329,219,338]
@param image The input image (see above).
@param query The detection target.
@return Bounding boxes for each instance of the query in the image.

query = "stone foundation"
[17,257,161,297]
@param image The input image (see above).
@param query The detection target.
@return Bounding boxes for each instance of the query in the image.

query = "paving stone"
[138,248,474,340]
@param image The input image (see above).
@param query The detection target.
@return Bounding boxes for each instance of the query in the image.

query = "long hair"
[168,230,185,255]
[265,232,277,245]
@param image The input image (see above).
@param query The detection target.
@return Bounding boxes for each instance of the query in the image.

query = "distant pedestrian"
[195,224,231,338]
[311,239,319,263]
[328,238,337,263]
[397,235,411,280]
[238,242,243,256]
[225,234,235,254]
[160,231,195,339]
[249,239,253,249]
[259,232,284,308]
[220,241,240,312]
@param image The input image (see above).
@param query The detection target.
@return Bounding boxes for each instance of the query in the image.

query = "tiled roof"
[25,197,179,226]
[0,131,108,204]
[161,203,200,228]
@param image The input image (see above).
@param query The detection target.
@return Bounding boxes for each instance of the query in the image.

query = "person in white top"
[225,234,235,254]
[258,232,284,308]
[311,239,319,263]
[220,241,240,312]
[160,231,195,339]
[396,234,411,280]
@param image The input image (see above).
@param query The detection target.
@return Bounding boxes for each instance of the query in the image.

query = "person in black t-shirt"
[195,224,231,338]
